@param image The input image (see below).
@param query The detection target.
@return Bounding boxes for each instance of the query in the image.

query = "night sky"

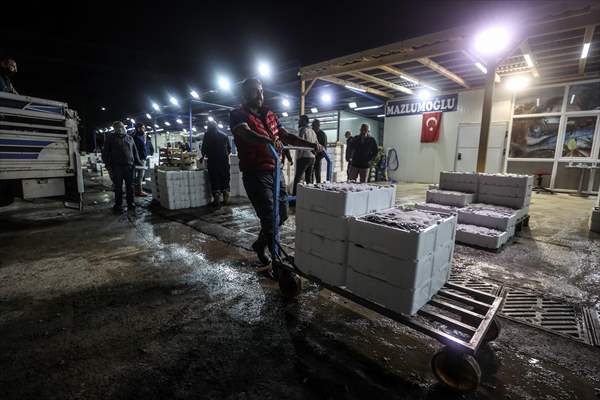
[4,0,553,135]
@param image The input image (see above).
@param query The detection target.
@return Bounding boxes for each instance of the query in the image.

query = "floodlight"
[154,124,159,128]
[190,90,200,99]
[344,85,366,92]
[217,123,224,129]
[164,121,171,126]
[321,93,332,103]
[506,75,530,91]
[217,76,231,91]
[146,113,152,119]
[474,26,510,55]
[282,98,290,108]
[176,118,183,124]
[310,107,318,113]
[192,126,197,132]
[348,102,357,109]
[152,102,160,111]
[169,96,179,106]
[101,107,106,111]
[475,62,488,74]
[417,89,431,101]
[523,54,534,68]
[130,118,136,124]
[581,43,591,59]
[354,105,381,111]
[208,116,214,122]
[258,61,271,78]
[377,114,385,118]
[282,112,289,117]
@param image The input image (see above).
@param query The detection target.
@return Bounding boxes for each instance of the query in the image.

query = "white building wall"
[383,88,512,183]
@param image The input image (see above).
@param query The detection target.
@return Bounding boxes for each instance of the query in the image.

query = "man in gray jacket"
[292,115,318,195]
[102,121,142,212]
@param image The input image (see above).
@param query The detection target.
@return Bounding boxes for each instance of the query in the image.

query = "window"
[562,116,597,158]
[513,86,564,115]
[509,116,560,158]
[566,82,600,112]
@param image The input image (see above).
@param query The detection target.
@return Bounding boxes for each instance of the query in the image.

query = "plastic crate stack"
[295,182,396,286]
[229,154,247,198]
[416,172,533,250]
[347,208,457,315]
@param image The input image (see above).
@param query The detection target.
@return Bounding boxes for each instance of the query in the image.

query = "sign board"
[385,93,458,117]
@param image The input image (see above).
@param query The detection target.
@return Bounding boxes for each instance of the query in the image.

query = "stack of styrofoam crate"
[591,207,600,233]
[455,203,520,248]
[229,154,247,198]
[477,173,533,211]
[346,208,457,315]
[295,182,396,285]
[187,170,212,207]
[158,170,190,210]
[425,171,478,207]
[151,167,161,202]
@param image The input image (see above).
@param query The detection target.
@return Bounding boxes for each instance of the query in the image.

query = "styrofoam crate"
[348,209,442,261]
[478,183,530,198]
[478,173,533,189]
[347,244,433,289]
[426,190,475,207]
[294,249,346,286]
[297,183,371,217]
[346,268,432,315]
[295,207,349,241]
[456,224,509,249]
[296,230,348,265]
[415,202,461,215]
[477,193,530,209]
[439,171,478,193]
[458,204,519,231]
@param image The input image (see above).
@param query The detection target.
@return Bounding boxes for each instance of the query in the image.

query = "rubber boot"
[222,191,230,205]
[211,192,221,207]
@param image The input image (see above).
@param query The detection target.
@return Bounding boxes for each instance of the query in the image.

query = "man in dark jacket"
[312,119,328,183]
[201,121,232,207]
[102,121,142,212]
[348,124,378,183]
[0,57,18,94]
[132,123,154,197]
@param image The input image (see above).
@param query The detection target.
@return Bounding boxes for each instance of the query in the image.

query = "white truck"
[0,91,84,207]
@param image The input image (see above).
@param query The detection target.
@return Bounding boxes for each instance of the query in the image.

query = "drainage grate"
[447,275,502,296]
[500,288,592,343]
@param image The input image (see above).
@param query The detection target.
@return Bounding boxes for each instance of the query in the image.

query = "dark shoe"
[252,241,271,265]
[222,191,230,205]
[127,204,136,210]
[112,205,123,213]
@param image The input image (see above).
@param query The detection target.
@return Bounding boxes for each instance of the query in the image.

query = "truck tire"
[0,182,15,206]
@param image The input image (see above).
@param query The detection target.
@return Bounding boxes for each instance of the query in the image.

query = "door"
[455,123,507,173]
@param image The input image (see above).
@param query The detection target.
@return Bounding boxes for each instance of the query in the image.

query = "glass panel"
[562,116,596,158]
[566,82,600,111]
[509,116,560,158]
[514,86,564,115]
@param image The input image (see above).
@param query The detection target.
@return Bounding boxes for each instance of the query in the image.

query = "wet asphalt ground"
[1,177,600,399]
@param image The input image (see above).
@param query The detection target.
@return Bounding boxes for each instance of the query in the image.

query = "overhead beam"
[303,79,317,96]
[417,57,470,88]
[519,41,540,77]
[579,25,596,74]
[349,71,414,95]
[318,76,394,99]
[379,65,439,90]
[300,39,466,81]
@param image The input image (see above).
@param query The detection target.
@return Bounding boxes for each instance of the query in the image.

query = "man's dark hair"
[299,115,309,126]
[241,78,262,94]
[135,122,144,129]
[312,119,320,126]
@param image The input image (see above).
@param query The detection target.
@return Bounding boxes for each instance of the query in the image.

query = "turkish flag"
[421,112,442,143]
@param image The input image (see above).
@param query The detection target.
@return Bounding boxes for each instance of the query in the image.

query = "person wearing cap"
[229,78,324,265]
[102,121,142,212]
[132,123,153,196]
[201,120,232,207]
[311,119,327,183]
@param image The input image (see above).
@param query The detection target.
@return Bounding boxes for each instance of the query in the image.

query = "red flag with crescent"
[421,111,442,143]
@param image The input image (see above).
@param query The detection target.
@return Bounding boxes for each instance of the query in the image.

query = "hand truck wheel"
[483,318,501,343]
[431,347,481,393]
[278,268,302,299]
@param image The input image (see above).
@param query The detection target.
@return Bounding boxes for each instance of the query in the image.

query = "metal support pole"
[300,80,306,115]
[476,61,497,172]
[188,101,193,152]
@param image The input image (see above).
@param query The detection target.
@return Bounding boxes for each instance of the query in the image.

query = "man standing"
[230,78,323,265]
[102,121,142,213]
[348,124,378,183]
[292,115,318,195]
[344,130,354,179]
[0,57,18,94]
[201,120,232,207]
[312,119,327,183]
[132,123,153,197]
